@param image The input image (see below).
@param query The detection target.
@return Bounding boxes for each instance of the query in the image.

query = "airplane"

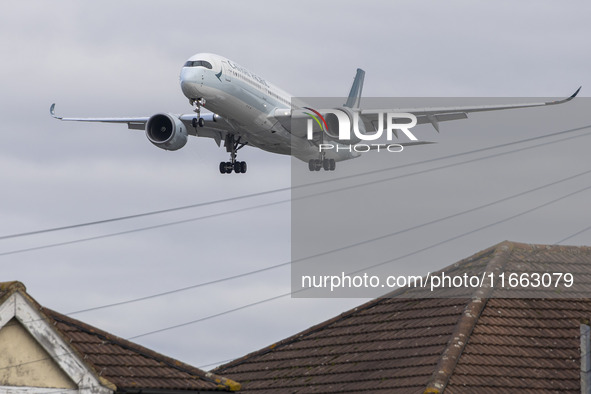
[50,53,581,174]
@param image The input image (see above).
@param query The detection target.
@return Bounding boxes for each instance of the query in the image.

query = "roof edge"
[46,309,240,392]
[423,241,515,393]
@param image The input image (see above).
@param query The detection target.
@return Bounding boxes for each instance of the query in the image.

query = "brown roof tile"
[45,308,241,391]
[215,241,591,393]
[215,297,466,393]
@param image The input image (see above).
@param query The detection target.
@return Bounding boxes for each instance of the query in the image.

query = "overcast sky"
[1,0,591,371]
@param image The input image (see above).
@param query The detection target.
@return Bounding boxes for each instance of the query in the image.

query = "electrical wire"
[1,123,589,241]
[66,167,591,315]
[556,225,591,244]
[4,127,591,259]
[124,181,591,340]
[0,199,289,258]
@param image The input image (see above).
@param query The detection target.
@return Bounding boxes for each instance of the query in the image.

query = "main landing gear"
[220,134,248,174]
[189,98,247,174]
[308,158,336,171]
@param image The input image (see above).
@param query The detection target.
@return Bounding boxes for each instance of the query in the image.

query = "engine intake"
[146,113,188,151]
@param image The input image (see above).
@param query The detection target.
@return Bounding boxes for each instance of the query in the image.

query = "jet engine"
[146,113,188,151]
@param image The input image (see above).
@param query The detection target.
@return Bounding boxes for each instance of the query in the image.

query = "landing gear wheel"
[308,159,322,171]
[308,158,336,171]
[192,117,206,128]
[315,159,322,171]
[220,134,248,174]
[220,161,234,174]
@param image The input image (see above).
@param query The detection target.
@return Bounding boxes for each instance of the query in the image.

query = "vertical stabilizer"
[344,68,365,108]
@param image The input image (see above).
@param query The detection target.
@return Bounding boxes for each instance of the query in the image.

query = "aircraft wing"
[272,87,581,134]
[360,87,581,132]
[50,104,236,147]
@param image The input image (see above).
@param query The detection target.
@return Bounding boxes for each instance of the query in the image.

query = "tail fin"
[344,68,365,108]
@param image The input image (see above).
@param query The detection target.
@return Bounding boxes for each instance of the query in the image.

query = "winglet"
[570,86,582,99]
[547,86,582,106]
[49,103,62,119]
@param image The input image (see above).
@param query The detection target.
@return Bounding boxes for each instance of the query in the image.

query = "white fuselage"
[179,53,358,162]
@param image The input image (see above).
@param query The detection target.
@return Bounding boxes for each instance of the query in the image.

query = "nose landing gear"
[220,134,248,174]
[190,98,206,128]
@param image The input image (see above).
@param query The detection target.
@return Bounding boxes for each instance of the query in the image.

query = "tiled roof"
[214,241,591,393]
[46,309,241,392]
[446,298,586,392]
[0,281,240,392]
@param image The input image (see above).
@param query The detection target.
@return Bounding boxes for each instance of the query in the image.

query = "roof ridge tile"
[423,241,515,393]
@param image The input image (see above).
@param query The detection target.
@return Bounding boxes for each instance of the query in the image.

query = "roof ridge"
[0,281,26,292]
[423,241,515,394]
[0,281,25,305]
[45,308,241,392]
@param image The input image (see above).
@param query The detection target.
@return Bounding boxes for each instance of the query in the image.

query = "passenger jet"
[50,53,580,174]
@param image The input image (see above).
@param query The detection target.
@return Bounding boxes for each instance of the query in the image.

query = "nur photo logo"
[303,107,419,153]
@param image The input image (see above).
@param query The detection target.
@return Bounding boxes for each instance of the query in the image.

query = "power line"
[198,358,237,370]
[556,225,591,244]
[1,123,589,241]
[121,181,591,340]
[4,127,591,259]
[295,127,591,199]
[347,184,591,277]
[0,199,289,258]
[0,188,291,241]
[66,167,591,315]
[126,292,291,340]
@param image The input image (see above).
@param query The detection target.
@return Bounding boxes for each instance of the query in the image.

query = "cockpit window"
[184,60,213,69]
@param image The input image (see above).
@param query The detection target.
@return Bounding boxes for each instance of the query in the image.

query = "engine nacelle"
[323,107,366,145]
[146,113,188,151]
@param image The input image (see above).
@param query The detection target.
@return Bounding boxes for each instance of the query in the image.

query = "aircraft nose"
[180,67,203,99]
